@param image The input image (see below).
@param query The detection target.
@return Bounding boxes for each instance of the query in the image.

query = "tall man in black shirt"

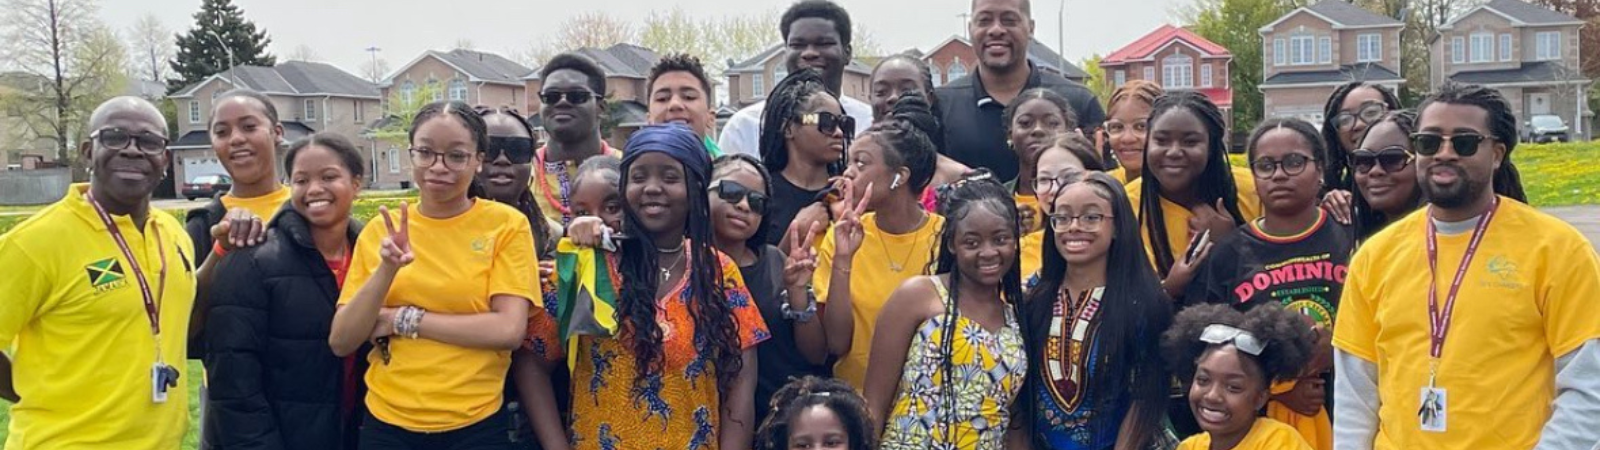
[937,0,1105,181]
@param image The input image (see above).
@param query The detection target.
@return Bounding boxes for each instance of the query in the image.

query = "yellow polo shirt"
[340,199,539,432]
[0,184,196,450]
[814,212,944,390]
[1125,166,1262,270]
[220,185,290,222]
[1335,199,1600,449]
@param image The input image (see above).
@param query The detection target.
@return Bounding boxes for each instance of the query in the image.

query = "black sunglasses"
[540,90,594,106]
[797,112,855,137]
[1410,132,1494,157]
[487,136,535,164]
[1350,147,1413,174]
[709,180,768,212]
[91,127,168,154]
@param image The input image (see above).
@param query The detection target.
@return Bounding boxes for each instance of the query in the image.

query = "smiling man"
[938,0,1105,182]
[536,53,621,227]
[646,53,724,157]
[716,0,874,159]
[0,96,197,449]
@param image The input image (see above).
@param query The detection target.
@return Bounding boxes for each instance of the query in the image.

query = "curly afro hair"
[1161,304,1317,385]
[755,376,875,450]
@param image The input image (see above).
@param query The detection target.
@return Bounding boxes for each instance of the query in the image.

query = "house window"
[948,59,968,83]
[1143,66,1155,81]
[752,73,765,98]
[1318,37,1332,64]
[1201,64,1213,88]
[1451,37,1466,63]
[774,66,788,84]
[388,148,400,173]
[1290,35,1315,65]
[931,63,943,87]
[1114,70,1126,87]
[1162,54,1193,89]
[401,81,416,104]
[427,79,442,101]
[1499,34,1513,61]
[354,100,364,124]
[303,99,317,121]
[448,79,467,101]
[1357,34,1382,62]
[1273,38,1286,66]
[1537,31,1561,60]
[1470,33,1493,63]
[188,100,200,124]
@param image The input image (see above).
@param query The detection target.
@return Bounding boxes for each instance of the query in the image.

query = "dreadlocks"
[1140,91,1246,277]
[1321,82,1402,191]
[1415,82,1528,203]
[760,68,844,175]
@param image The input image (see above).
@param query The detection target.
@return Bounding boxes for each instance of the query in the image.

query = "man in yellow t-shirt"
[0,97,196,450]
[1333,84,1600,450]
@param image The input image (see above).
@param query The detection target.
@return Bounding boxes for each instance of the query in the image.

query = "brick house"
[374,49,531,188]
[921,36,1091,87]
[1101,25,1234,127]
[1431,0,1590,138]
[724,44,873,108]
[168,61,382,190]
[523,44,661,147]
[1259,0,1405,125]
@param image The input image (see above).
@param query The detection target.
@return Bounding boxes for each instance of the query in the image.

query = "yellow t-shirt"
[0,184,196,450]
[339,200,540,432]
[1108,167,1132,184]
[219,185,290,222]
[1333,198,1600,450]
[815,212,945,390]
[1125,166,1262,271]
[1021,230,1045,283]
[1176,418,1315,450]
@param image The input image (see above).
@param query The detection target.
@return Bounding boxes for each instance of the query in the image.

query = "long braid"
[1320,82,1401,191]
[1140,91,1244,276]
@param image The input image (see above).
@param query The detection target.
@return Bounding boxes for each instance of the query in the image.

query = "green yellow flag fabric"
[553,238,621,369]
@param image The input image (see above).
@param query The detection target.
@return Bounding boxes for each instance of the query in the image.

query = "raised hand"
[378,202,415,269]
[783,221,824,288]
[1321,189,1354,225]
[211,207,266,250]
[1163,228,1214,296]
[1188,198,1238,240]
[832,180,873,259]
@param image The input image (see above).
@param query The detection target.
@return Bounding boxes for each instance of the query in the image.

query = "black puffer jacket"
[202,205,367,450]
[185,197,228,267]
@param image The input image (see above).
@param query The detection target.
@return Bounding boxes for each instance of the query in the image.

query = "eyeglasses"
[1334,101,1387,130]
[1410,132,1494,157]
[540,90,594,106]
[91,127,168,155]
[486,136,535,164]
[1250,154,1317,179]
[1032,169,1086,194]
[797,112,855,137]
[1103,120,1147,139]
[708,179,769,212]
[1199,324,1267,355]
[1048,213,1111,230]
[409,148,476,170]
[1350,147,1413,174]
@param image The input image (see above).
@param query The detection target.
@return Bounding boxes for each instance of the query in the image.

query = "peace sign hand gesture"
[783,221,824,289]
[378,202,415,270]
[832,179,873,259]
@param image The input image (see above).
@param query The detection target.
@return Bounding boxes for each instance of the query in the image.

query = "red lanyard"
[1424,197,1499,359]
[85,190,168,342]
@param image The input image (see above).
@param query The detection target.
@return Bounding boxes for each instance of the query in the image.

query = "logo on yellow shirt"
[471,236,489,254]
[1484,255,1525,290]
[85,257,127,293]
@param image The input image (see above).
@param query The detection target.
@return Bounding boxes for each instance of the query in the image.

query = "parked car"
[1523,114,1570,143]
[183,174,232,200]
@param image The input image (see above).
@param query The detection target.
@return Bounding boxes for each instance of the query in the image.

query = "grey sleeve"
[1333,349,1380,450]
[1534,339,1600,450]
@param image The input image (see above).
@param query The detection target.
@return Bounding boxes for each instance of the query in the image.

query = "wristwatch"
[780,285,818,323]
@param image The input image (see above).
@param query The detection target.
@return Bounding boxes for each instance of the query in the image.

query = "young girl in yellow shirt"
[1163,304,1317,450]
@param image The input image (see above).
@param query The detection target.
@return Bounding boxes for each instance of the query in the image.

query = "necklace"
[656,239,686,254]
[660,251,686,284]
[873,213,928,272]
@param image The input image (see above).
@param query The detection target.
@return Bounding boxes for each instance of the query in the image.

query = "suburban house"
[376,49,531,188]
[921,37,1091,87]
[523,43,662,147]
[1431,0,1590,138]
[1100,25,1234,127]
[1259,0,1405,125]
[169,61,381,190]
[724,43,873,108]
[0,72,57,171]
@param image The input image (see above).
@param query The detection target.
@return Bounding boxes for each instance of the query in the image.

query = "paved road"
[1546,205,1600,252]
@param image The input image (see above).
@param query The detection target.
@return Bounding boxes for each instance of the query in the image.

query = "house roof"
[1261,62,1403,86]
[613,101,650,127]
[1443,0,1585,29]
[171,121,317,149]
[172,61,379,99]
[1197,87,1233,107]
[1103,25,1231,65]
[1448,61,1589,85]
[1261,0,1404,33]
[919,36,1089,79]
[525,44,663,80]
[384,49,530,88]
[725,43,873,75]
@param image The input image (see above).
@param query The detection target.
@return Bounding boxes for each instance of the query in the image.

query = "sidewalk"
[1545,205,1600,251]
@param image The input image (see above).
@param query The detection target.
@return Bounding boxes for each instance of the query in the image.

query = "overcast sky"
[100,0,1192,79]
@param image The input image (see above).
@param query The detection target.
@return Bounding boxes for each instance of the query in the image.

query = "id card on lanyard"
[84,190,179,403]
[1418,197,1499,433]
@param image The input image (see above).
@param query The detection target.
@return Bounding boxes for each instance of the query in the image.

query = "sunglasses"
[797,112,856,137]
[1199,324,1266,355]
[1249,153,1317,179]
[709,180,768,212]
[487,136,535,164]
[91,127,168,154]
[1410,132,1494,157]
[1334,101,1387,130]
[540,90,594,106]
[1350,147,1413,174]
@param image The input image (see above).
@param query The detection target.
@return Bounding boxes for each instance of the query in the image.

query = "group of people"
[1,0,1599,450]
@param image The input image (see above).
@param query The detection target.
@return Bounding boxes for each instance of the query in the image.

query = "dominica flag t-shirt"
[1185,209,1356,324]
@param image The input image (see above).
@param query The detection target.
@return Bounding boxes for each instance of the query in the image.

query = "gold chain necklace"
[873,213,928,272]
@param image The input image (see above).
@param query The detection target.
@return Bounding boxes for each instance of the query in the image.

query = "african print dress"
[881,279,1027,450]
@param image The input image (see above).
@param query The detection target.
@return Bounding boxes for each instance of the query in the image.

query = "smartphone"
[1184,229,1212,265]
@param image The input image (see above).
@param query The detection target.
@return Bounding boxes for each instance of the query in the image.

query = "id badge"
[1418,387,1447,432]
[151,363,170,403]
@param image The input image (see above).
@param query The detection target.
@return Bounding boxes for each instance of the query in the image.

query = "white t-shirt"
[716,95,875,160]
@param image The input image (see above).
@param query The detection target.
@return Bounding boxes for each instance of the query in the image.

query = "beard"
[1420,163,1489,209]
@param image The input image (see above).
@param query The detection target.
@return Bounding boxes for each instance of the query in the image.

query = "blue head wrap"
[621,124,710,182]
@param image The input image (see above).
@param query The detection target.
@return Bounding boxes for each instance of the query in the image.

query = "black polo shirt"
[936,63,1106,181]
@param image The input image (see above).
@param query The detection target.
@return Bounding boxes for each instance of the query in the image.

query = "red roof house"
[1101,25,1234,124]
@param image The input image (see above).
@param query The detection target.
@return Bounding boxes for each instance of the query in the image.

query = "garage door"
[183,156,226,183]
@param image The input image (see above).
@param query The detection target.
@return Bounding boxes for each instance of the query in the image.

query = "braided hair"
[1161,303,1317,386]
[754,376,875,450]
[713,153,775,254]
[476,105,554,256]
[865,93,940,194]
[1321,82,1401,191]
[1351,110,1424,239]
[1105,80,1165,171]
[760,68,844,175]
[409,100,488,200]
[1415,82,1528,204]
[1140,91,1245,277]
[930,170,1026,444]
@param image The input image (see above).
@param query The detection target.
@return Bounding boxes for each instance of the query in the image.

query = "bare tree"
[1,0,129,172]
[709,13,779,71]
[557,11,633,50]
[125,13,172,82]
[511,39,559,69]
[286,44,319,62]
[360,57,391,83]
[851,22,884,57]
[640,7,715,62]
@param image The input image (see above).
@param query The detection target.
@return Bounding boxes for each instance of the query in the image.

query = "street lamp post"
[205,30,238,87]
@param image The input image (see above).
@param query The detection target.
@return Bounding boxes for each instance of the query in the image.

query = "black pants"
[359,409,515,450]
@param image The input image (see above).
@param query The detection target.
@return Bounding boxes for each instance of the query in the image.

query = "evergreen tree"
[167,0,275,93]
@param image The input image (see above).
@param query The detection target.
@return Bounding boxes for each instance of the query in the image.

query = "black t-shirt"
[766,175,825,247]
[935,62,1106,181]
[1185,214,1356,328]
[745,244,828,425]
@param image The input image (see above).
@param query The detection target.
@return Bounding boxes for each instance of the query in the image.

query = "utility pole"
[958,13,970,36]
[206,30,238,87]
[1059,0,1067,73]
[366,46,383,83]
